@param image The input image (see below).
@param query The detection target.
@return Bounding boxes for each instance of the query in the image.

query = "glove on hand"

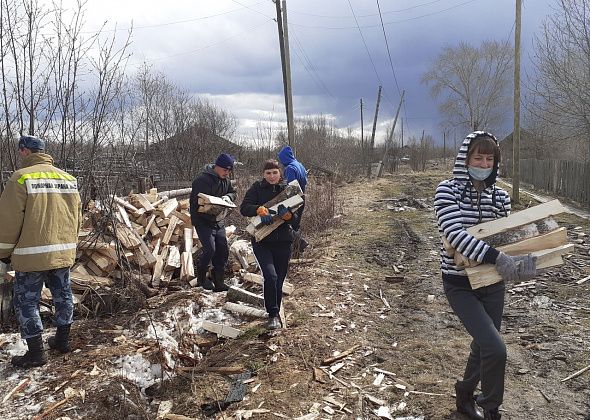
[277,204,292,221]
[517,254,537,281]
[495,252,519,283]
[257,206,269,216]
[260,215,274,225]
[221,195,233,204]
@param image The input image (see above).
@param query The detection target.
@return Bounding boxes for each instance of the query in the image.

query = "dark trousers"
[292,203,304,232]
[443,280,506,411]
[253,241,292,317]
[13,268,74,339]
[195,225,229,274]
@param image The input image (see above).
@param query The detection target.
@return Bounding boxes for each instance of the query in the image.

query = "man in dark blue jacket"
[189,153,237,292]
[277,146,308,253]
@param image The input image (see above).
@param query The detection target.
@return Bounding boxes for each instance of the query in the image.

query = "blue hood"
[278,146,295,166]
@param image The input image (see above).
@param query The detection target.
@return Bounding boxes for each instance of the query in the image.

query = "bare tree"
[527,0,590,155]
[422,41,513,132]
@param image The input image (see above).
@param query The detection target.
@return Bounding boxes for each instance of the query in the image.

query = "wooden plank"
[466,199,567,239]
[466,244,575,289]
[113,196,140,214]
[497,227,567,255]
[201,320,242,339]
[242,272,293,295]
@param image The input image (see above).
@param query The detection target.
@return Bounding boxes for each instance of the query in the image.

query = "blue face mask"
[468,166,493,181]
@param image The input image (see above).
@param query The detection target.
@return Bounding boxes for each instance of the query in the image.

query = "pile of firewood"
[76,188,224,290]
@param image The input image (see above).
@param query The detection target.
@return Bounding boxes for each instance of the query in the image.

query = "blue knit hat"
[215,153,235,170]
[19,135,45,151]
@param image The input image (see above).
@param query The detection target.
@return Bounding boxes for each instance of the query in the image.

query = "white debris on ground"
[111,292,239,390]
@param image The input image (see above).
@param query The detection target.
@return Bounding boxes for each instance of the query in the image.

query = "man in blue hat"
[189,153,237,292]
[0,135,81,368]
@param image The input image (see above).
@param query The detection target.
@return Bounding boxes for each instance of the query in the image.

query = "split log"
[117,205,132,228]
[321,344,362,366]
[129,193,154,212]
[157,188,192,199]
[162,215,180,245]
[497,227,567,255]
[242,272,293,295]
[467,244,575,289]
[226,286,265,307]
[223,302,267,318]
[467,199,567,239]
[479,217,559,248]
[113,196,140,214]
[166,246,181,270]
[197,193,237,208]
[152,246,169,287]
[158,198,179,219]
[250,195,304,228]
[115,225,143,249]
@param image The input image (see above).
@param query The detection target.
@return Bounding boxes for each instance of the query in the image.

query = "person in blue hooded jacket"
[277,145,307,231]
[434,131,537,420]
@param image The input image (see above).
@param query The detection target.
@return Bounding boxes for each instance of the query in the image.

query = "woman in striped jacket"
[434,131,536,420]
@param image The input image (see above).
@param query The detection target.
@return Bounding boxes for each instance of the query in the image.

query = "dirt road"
[0,169,588,419]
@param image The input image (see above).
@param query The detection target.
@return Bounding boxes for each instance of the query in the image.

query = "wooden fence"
[504,159,590,207]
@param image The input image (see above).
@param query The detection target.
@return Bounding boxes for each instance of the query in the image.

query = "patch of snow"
[112,354,162,390]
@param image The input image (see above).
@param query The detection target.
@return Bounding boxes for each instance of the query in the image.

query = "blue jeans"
[253,241,292,317]
[13,268,74,339]
[195,225,229,275]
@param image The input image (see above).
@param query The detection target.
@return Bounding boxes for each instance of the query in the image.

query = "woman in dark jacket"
[240,159,298,330]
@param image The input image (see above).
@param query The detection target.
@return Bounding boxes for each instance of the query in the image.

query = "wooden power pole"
[274,0,295,147]
[360,98,364,150]
[367,85,382,175]
[379,90,405,177]
[512,0,522,203]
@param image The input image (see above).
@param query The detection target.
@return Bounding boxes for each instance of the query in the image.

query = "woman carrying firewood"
[240,159,298,330]
[434,131,537,420]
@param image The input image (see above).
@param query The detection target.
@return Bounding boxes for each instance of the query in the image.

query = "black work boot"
[455,381,484,420]
[196,267,214,290]
[11,335,47,368]
[212,271,229,292]
[48,325,71,354]
[483,409,501,420]
[266,316,281,330]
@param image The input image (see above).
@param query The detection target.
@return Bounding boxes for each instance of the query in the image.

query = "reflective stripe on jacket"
[0,153,81,272]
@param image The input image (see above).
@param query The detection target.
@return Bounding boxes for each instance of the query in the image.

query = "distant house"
[147,125,243,182]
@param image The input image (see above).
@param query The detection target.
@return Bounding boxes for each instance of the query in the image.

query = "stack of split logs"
[457,200,574,289]
[76,188,237,291]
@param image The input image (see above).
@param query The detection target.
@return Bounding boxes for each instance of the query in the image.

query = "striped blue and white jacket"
[434,131,511,278]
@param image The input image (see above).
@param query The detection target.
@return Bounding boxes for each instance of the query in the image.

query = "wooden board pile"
[462,200,574,289]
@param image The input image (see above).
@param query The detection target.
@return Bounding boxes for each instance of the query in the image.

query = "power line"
[346,0,384,88]
[289,28,336,99]
[290,0,481,30]
[128,20,273,67]
[376,0,401,96]
[80,1,267,34]
[290,0,448,19]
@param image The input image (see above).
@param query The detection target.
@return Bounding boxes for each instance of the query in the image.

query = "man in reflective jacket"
[0,135,81,368]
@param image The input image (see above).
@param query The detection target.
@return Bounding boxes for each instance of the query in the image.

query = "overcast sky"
[74,0,555,145]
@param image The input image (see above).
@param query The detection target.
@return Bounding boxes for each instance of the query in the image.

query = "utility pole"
[360,98,364,150]
[274,0,294,147]
[401,118,404,149]
[379,90,405,177]
[367,85,382,176]
[512,0,522,203]
[443,131,446,166]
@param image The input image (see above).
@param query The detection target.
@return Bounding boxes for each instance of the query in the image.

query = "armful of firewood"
[441,236,481,268]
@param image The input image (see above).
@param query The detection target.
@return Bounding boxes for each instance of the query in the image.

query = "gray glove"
[517,254,537,281]
[221,195,233,204]
[495,252,519,282]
